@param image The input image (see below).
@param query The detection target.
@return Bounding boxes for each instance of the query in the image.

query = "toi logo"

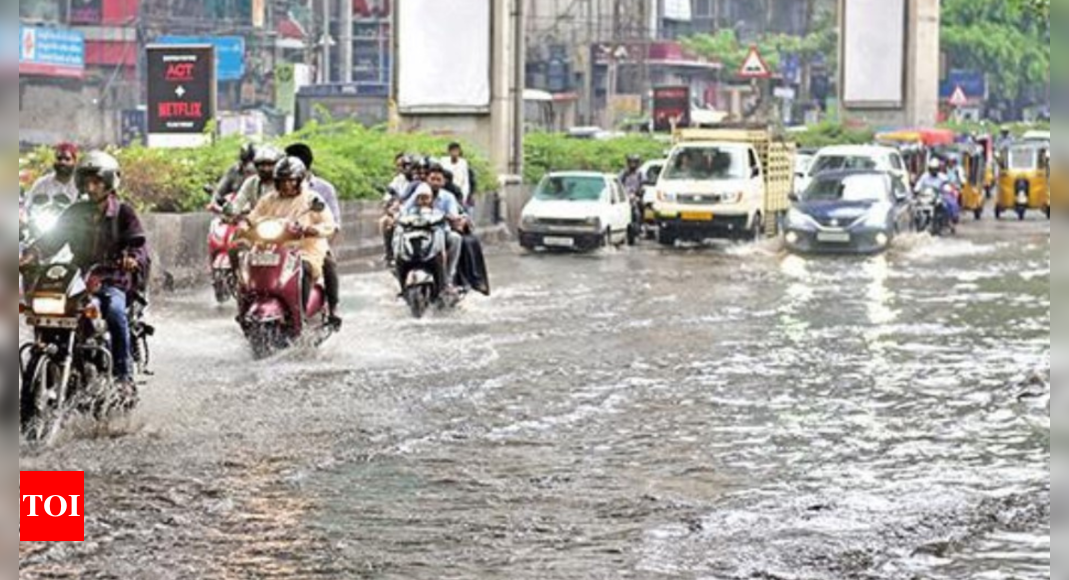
[20,472,85,542]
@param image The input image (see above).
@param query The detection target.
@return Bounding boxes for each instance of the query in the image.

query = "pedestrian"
[441,142,472,205]
[25,142,80,213]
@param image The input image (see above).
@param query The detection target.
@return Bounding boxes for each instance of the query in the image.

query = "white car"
[519,172,635,252]
[799,145,911,193]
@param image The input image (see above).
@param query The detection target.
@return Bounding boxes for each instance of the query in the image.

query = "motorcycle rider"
[403,165,464,294]
[20,151,149,395]
[25,142,80,213]
[382,156,431,264]
[244,157,339,324]
[226,145,284,217]
[914,158,948,195]
[284,143,342,328]
[620,155,644,197]
[211,143,257,209]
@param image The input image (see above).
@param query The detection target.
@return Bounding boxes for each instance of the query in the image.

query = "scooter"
[393,211,459,319]
[207,190,240,304]
[237,209,335,359]
[914,187,955,237]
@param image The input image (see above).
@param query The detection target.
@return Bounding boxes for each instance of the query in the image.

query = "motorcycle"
[207,191,241,304]
[913,187,954,237]
[393,211,458,319]
[236,207,335,359]
[18,262,153,444]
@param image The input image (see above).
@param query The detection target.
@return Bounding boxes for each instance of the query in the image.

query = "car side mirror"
[752,166,761,179]
[788,193,800,203]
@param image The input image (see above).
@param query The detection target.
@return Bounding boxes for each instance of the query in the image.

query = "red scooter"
[207,196,240,304]
[237,214,334,359]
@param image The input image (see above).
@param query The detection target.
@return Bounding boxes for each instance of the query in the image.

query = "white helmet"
[928,158,942,171]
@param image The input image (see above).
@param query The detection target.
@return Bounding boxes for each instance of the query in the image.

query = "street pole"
[340,0,353,83]
[585,0,595,125]
[321,0,332,83]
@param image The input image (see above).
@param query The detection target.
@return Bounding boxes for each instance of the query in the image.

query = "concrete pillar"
[906,0,940,126]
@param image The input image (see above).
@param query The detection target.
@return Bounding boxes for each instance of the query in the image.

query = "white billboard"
[842,0,906,107]
[398,0,491,113]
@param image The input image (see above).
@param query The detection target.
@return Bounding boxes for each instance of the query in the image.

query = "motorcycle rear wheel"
[249,323,286,360]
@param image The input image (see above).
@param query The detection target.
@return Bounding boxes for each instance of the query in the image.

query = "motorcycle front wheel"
[405,285,432,319]
[248,323,286,360]
[20,354,69,445]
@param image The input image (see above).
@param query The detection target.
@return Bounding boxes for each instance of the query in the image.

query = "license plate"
[681,211,713,221]
[817,231,851,243]
[249,252,282,267]
[544,236,575,248]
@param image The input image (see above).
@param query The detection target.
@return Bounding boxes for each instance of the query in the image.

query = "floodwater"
[19,219,1050,580]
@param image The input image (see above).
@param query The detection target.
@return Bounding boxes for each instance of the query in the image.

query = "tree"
[941,0,1049,106]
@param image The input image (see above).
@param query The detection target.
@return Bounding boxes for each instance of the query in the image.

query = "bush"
[792,122,876,149]
[523,133,668,184]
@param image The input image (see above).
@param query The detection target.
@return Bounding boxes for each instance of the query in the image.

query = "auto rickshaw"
[932,143,988,220]
[1049,154,1065,214]
[876,128,957,184]
[996,142,1049,220]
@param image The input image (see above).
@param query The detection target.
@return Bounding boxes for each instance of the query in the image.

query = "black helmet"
[273,156,308,183]
[75,151,122,193]
[239,142,257,164]
[285,143,315,170]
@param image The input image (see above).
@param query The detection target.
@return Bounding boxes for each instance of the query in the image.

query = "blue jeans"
[99,285,132,381]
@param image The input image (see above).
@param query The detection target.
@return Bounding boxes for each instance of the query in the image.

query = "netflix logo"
[20,471,85,542]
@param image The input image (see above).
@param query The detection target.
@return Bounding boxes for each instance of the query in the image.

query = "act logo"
[20,472,85,542]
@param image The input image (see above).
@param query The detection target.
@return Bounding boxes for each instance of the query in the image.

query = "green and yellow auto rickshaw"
[996,142,1049,220]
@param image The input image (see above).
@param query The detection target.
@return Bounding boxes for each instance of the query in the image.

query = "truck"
[650,128,795,245]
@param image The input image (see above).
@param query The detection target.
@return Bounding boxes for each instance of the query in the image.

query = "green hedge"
[523,132,669,184]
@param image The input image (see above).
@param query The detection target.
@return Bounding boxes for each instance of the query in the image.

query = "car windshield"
[663,146,748,180]
[534,175,607,202]
[803,174,890,203]
[811,155,880,175]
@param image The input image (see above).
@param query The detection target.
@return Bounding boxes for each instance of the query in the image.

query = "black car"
[784,170,913,255]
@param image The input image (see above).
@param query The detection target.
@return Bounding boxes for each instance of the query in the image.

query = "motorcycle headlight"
[256,220,286,241]
[32,295,68,316]
[33,211,61,234]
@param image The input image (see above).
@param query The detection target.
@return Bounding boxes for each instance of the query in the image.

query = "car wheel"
[747,214,764,243]
[626,224,638,246]
[657,227,676,247]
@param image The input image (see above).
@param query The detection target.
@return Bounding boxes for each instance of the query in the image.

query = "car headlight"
[32,295,68,316]
[521,215,538,228]
[585,217,602,230]
[860,208,890,228]
[656,191,677,203]
[256,220,286,241]
[723,192,745,204]
[787,208,817,229]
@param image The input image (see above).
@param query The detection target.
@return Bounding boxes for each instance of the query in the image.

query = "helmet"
[253,145,284,166]
[239,142,257,164]
[75,151,121,193]
[285,143,315,170]
[627,154,642,163]
[273,156,308,183]
[928,158,942,171]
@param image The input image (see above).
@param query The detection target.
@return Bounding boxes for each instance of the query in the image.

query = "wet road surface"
[20,219,1050,580]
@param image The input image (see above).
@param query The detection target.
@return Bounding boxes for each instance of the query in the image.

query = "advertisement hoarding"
[157,36,246,82]
[68,0,104,24]
[19,25,85,79]
[841,0,906,108]
[397,0,490,113]
[146,44,216,148]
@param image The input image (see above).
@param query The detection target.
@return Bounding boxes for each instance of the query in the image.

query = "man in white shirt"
[441,142,472,205]
[25,142,80,213]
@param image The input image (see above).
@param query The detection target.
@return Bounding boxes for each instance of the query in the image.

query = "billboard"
[157,36,246,81]
[397,0,490,113]
[146,45,216,148]
[653,86,691,132]
[841,0,906,108]
[19,25,85,79]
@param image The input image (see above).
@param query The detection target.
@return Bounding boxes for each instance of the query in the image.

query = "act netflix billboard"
[146,45,215,143]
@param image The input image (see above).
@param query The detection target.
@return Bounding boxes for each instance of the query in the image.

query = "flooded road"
[20,219,1050,580]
